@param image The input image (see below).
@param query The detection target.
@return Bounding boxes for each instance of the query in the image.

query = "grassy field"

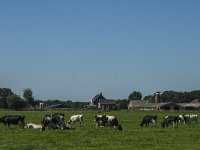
[0,110,200,150]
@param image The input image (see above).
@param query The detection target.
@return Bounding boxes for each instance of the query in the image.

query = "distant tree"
[143,95,154,102]
[7,95,26,110]
[128,91,142,100]
[116,99,128,109]
[23,88,34,107]
[0,88,14,108]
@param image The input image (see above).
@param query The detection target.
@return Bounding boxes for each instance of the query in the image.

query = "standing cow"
[0,115,25,128]
[68,115,83,126]
[41,113,65,131]
[95,115,123,131]
[140,115,157,127]
[185,114,198,123]
[162,116,179,128]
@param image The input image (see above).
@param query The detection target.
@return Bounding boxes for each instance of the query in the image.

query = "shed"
[128,100,183,111]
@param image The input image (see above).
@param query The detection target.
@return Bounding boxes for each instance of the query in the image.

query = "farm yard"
[0,110,200,150]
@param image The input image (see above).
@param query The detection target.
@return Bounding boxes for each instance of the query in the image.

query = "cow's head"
[117,124,123,131]
[161,122,165,128]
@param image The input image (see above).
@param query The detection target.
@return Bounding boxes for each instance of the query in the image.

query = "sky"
[0,0,200,101]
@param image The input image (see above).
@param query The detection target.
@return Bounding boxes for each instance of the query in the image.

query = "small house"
[90,93,117,110]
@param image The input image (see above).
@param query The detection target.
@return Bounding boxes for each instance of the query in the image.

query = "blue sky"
[1,0,200,101]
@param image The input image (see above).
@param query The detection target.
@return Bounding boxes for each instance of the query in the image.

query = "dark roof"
[92,93,105,103]
[99,99,116,105]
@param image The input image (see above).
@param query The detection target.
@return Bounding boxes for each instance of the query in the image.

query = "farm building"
[180,99,200,111]
[128,100,183,111]
[89,93,117,110]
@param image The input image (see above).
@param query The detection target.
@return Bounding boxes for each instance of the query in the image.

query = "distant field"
[0,110,200,150]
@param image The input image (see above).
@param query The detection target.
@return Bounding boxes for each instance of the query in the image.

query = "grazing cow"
[68,115,83,126]
[0,115,25,128]
[95,115,123,131]
[41,113,65,131]
[178,115,186,124]
[185,114,198,123]
[162,116,179,128]
[140,115,157,127]
[178,115,191,124]
[25,123,42,129]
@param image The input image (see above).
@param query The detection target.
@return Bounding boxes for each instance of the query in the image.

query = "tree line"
[1,87,200,110]
[129,90,200,103]
[0,88,88,110]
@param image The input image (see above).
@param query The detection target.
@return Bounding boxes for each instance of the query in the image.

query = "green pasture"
[0,110,200,150]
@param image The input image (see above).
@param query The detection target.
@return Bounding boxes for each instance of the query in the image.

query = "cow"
[140,115,157,127]
[25,123,42,129]
[162,116,179,128]
[178,115,191,124]
[41,113,65,131]
[185,114,198,123]
[0,115,25,128]
[178,115,186,124]
[61,124,75,130]
[68,115,83,126]
[95,115,123,131]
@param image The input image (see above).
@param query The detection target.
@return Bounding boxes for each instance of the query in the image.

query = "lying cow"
[68,115,83,126]
[140,115,157,127]
[61,124,75,130]
[25,123,42,129]
[41,113,65,131]
[0,115,25,128]
[95,115,123,131]
[162,116,179,128]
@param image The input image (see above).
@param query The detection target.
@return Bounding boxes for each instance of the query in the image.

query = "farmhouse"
[128,100,183,111]
[90,93,117,110]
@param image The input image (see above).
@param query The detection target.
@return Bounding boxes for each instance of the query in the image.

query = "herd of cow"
[0,113,122,131]
[140,114,198,128]
[0,113,198,131]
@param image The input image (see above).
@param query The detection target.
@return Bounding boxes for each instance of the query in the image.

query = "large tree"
[128,91,142,100]
[23,88,34,107]
[7,95,26,110]
[0,88,14,108]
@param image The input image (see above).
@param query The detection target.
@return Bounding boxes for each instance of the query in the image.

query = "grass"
[0,110,200,149]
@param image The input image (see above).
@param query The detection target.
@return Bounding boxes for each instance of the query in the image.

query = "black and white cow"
[68,115,83,126]
[61,123,75,130]
[162,116,179,128]
[185,114,198,123]
[140,115,157,127]
[95,115,123,131]
[0,115,25,128]
[178,115,186,124]
[41,113,65,131]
